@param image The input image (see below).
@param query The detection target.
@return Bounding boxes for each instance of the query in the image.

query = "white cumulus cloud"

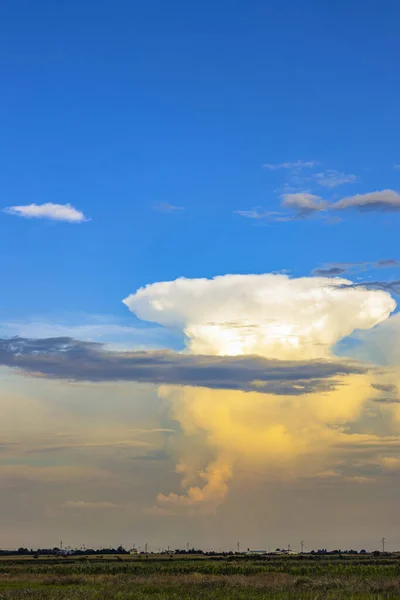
[3,203,88,222]
[123,274,395,361]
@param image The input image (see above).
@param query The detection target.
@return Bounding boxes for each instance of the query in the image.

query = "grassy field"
[0,554,400,599]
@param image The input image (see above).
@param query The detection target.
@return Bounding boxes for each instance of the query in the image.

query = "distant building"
[129,548,138,555]
[246,549,267,555]
[57,549,73,556]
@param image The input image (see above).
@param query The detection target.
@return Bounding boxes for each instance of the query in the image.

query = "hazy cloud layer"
[60,501,120,510]
[3,203,88,222]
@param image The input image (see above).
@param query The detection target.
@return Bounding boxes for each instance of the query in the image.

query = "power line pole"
[186,542,189,552]
[145,543,148,554]
[382,537,386,553]
[237,541,240,553]
[301,540,304,553]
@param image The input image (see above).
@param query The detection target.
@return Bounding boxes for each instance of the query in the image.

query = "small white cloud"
[314,170,358,188]
[263,160,316,170]
[394,165,400,170]
[3,203,88,223]
[333,190,400,212]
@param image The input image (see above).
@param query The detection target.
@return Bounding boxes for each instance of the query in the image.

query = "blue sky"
[1,0,399,323]
[2,1,400,549]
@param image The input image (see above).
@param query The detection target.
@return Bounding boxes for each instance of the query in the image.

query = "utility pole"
[382,537,386,553]
[186,542,189,552]
[60,540,63,551]
[145,543,148,554]
[301,540,304,553]
[288,543,291,552]
[237,541,240,554]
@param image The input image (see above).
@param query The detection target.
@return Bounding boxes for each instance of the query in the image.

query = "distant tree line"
[0,547,391,557]
[0,546,128,556]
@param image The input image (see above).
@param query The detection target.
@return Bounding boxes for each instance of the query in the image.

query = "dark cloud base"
[337,280,400,295]
[0,336,368,395]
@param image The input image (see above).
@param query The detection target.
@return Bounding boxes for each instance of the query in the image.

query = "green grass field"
[1,554,400,599]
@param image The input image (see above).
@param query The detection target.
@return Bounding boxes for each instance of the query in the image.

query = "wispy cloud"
[235,194,327,222]
[233,209,280,220]
[152,202,184,212]
[236,189,400,224]
[25,439,152,455]
[0,465,111,485]
[312,259,400,276]
[314,170,358,188]
[0,317,169,351]
[263,160,317,170]
[60,500,120,510]
[3,203,88,223]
